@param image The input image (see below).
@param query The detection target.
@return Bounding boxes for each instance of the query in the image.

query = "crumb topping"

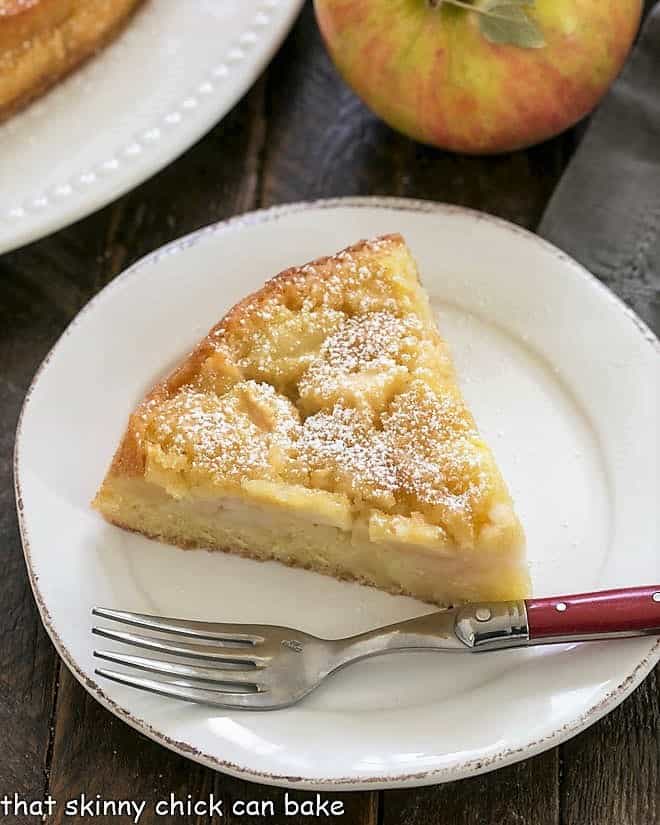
[136,237,507,544]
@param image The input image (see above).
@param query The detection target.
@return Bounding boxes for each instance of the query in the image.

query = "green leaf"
[478,1,545,48]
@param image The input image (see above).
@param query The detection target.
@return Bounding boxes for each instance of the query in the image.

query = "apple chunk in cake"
[94,234,529,604]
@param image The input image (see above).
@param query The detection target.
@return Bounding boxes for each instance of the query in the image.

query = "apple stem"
[429,0,477,11]
[444,0,479,11]
[433,0,526,19]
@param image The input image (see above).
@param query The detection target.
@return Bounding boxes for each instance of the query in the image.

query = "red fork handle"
[525,585,660,642]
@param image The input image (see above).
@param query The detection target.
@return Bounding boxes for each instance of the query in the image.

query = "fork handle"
[525,585,660,643]
[328,586,660,670]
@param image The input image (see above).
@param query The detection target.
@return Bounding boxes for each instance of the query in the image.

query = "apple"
[314,0,642,154]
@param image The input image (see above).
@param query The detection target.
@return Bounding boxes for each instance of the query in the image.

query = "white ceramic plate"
[0,0,303,255]
[16,199,660,790]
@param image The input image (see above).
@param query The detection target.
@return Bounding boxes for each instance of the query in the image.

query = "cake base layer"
[96,477,530,606]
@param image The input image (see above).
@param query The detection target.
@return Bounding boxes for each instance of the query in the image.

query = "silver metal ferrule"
[454,600,529,651]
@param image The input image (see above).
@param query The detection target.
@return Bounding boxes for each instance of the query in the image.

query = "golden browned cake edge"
[0,0,147,123]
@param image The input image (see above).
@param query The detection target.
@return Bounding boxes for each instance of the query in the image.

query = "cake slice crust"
[94,235,529,605]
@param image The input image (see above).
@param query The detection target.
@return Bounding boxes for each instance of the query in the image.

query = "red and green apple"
[314,0,642,154]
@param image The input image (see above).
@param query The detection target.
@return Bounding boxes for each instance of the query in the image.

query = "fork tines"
[91,607,272,709]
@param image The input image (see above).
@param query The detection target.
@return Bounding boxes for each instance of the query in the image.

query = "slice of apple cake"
[94,234,529,604]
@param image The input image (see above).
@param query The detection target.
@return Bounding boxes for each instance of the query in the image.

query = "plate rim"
[0,0,305,256]
[14,196,660,790]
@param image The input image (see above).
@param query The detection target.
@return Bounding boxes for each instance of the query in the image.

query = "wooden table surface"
[1,4,658,823]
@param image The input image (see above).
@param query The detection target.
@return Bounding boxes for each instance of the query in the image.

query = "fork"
[93,585,660,710]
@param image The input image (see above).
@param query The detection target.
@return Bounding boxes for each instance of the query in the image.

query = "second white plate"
[0,0,303,254]
[16,199,660,789]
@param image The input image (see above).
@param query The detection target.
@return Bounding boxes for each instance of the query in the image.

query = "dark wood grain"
[383,752,559,825]
[0,369,58,819]
[561,666,659,825]
[0,1,658,823]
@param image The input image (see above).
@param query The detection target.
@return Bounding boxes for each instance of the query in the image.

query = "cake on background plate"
[94,235,529,605]
[0,0,145,122]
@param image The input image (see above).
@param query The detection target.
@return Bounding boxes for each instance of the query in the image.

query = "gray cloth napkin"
[539,3,660,335]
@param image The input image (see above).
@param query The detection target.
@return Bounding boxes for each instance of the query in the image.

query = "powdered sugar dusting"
[321,312,419,373]
[295,405,397,510]
[0,0,38,16]
[144,381,300,487]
